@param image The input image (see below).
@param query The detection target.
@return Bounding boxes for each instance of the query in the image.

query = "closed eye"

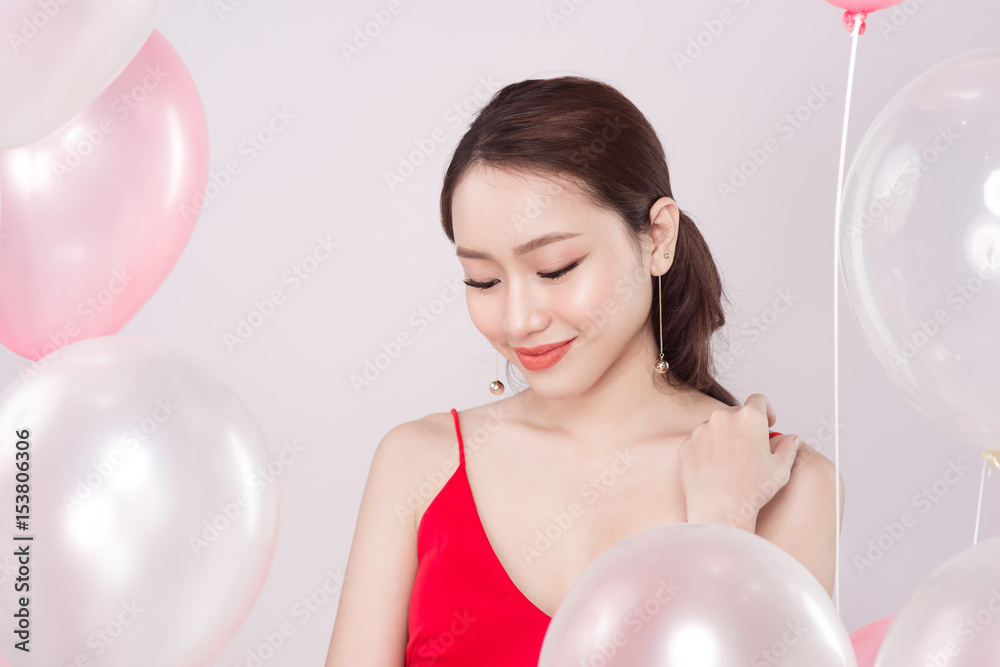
[538,260,580,280]
[463,259,583,291]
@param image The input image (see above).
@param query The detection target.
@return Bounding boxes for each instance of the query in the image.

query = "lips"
[513,337,575,371]
[513,338,575,356]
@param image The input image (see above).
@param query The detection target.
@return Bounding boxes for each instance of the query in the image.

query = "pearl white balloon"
[875,535,1000,667]
[0,335,279,667]
[0,0,169,150]
[538,522,857,667]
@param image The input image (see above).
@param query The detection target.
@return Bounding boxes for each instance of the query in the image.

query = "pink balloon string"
[830,0,864,615]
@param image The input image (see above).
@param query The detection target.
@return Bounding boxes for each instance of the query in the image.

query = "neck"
[509,326,713,448]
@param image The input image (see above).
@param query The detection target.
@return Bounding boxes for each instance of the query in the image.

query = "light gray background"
[2,0,998,664]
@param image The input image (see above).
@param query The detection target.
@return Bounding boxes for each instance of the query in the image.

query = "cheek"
[565,264,646,329]
[466,293,502,337]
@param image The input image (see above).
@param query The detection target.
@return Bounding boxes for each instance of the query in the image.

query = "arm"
[324,422,425,666]
[754,442,846,597]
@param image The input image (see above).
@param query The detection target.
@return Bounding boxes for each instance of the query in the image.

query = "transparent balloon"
[538,522,856,667]
[0,336,279,667]
[840,47,1000,451]
[874,535,1000,667]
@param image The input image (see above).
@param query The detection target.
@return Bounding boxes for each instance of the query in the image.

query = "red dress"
[404,408,783,665]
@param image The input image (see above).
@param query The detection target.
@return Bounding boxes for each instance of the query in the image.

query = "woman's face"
[451,165,658,399]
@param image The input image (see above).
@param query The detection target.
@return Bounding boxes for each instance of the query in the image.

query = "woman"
[325,75,844,666]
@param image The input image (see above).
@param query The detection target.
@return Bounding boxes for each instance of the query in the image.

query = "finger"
[744,393,775,428]
[772,434,801,468]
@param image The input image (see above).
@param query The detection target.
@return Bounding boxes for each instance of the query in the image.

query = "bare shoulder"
[769,439,846,521]
[790,441,843,488]
[373,410,463,530]
[375,410,457,471]
[324,410,458,665]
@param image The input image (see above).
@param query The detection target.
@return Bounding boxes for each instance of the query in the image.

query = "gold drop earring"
[489,349,505,395]
[655,252,670,374]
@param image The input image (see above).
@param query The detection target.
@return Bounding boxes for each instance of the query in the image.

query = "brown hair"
[439,75,738,407]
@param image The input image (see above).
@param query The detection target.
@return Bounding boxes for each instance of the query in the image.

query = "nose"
[502,275,547,339]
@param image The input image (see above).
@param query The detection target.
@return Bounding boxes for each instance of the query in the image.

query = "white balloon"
[0,335,279,667]
[539,522,856,667]
[0,0,169,150]
[875,535,1000,667]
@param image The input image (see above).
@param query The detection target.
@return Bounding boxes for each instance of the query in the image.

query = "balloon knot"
[983,449,1000,469]
[842,10,868,35]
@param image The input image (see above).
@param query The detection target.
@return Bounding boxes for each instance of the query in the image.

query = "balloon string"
[973,449,1000,546]
[832,10,863,615]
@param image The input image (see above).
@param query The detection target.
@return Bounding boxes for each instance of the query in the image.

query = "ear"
[648,196,680,275]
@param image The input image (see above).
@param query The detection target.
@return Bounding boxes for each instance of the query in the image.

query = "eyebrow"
[455,232,582,260]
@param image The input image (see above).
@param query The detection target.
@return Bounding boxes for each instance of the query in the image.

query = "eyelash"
[463,260,581,290]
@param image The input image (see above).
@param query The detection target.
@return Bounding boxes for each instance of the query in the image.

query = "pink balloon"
[825,0,903,11]
[824,0,904,32]
[0,29,209,362]
[850,615,894,667]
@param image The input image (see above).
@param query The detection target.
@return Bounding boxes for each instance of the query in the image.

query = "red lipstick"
[513,338,575,371]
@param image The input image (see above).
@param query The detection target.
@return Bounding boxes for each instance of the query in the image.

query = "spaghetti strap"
[450,408,465,468]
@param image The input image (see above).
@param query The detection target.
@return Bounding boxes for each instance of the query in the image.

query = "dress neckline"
[439,408,785,622]
[451,409,553,620]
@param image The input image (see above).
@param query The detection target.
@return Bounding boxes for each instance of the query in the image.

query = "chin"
[520,367,597,401]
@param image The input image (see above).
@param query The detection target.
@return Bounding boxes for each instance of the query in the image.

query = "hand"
[679,393,801,532]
